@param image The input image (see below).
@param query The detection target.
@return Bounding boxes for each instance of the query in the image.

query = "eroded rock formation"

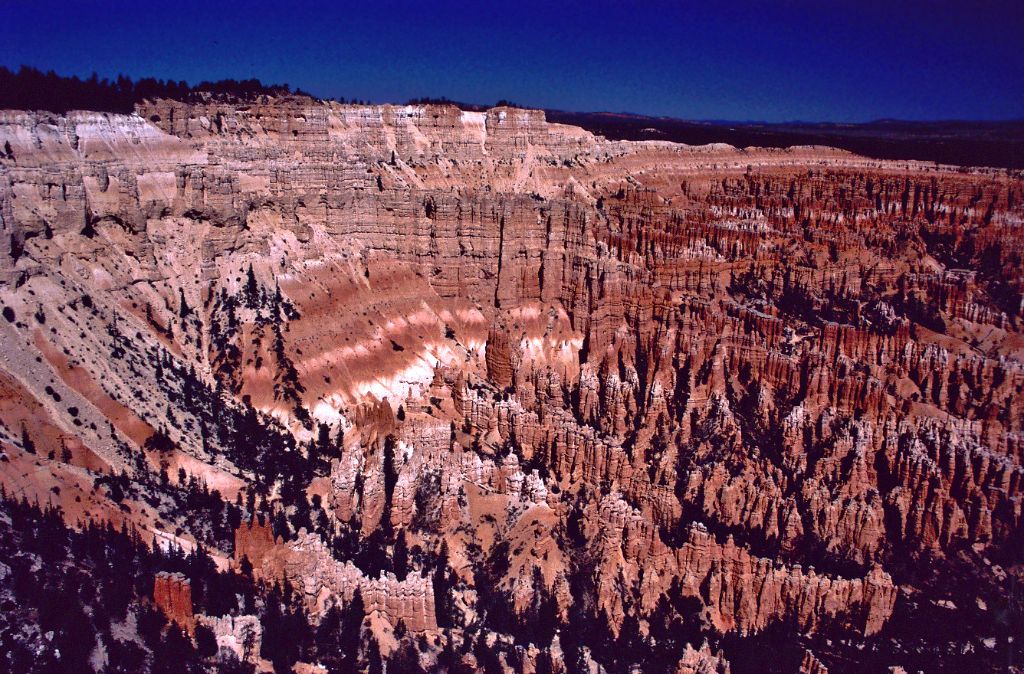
[1,97,1021,672]
[153,572,194,632]
[234,520,438,632]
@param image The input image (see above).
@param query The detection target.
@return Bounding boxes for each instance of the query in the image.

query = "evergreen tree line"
[0,65,303,114]
[0,493,262,673]
[0,65,386,115]
[0,491,487,674]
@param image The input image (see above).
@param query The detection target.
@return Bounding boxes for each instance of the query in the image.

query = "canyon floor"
[0,97,1022,673]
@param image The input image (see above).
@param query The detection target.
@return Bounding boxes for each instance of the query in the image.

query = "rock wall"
[153,571,194,632]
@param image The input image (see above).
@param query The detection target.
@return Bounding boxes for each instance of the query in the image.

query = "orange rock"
[153,572,194,632]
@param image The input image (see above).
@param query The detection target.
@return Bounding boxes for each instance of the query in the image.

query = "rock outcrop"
[234,524,438,632]
[153,572,194,632]
[195,614,262,662]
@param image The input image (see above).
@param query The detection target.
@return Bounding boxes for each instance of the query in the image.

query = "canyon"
[0,96,1021,673]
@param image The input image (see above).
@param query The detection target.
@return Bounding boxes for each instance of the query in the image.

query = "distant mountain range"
[545,110,1024,169]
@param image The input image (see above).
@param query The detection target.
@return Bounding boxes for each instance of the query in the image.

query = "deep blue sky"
[2,0,1022,122]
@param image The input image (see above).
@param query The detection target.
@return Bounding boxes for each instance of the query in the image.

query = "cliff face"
[1,98,1021,672]
[153,572,195,632]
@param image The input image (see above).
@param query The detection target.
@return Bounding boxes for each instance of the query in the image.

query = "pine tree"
[245,264,259,308]
[433,540,455,627]
[339,588,365,671]
[366,635,384,674]
[19,424,35,454]
[393,530,409,579]
[178,287,191,318]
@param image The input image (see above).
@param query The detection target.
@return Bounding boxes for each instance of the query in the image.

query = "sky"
[1,0,1022,122]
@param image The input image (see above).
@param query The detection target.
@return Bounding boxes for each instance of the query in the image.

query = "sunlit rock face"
[0,97,1021,672]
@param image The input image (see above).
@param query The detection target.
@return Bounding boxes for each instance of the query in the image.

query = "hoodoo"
[0,94,1021,672]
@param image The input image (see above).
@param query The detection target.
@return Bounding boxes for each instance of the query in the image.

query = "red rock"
[234,517,276,569]
[153,571,194,632]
